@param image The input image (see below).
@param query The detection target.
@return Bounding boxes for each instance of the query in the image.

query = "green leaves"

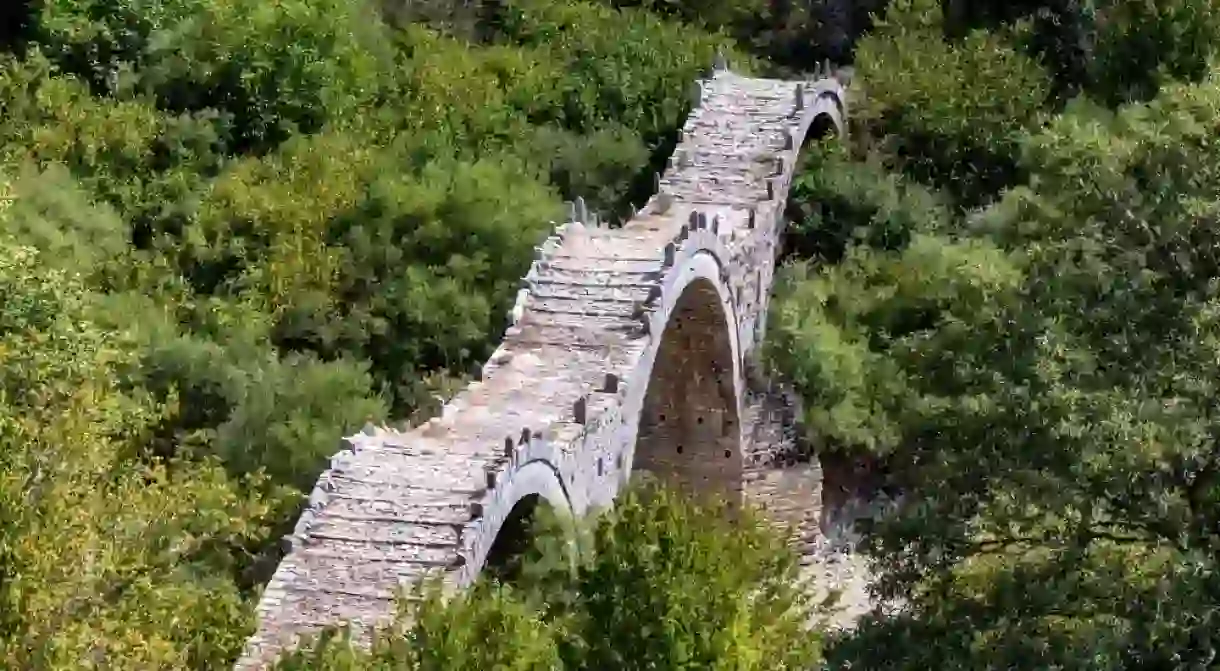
[0,239,285,670]
[783,143,952,263]
[485,0,745,141]
[275,484,821,671]
[855,0,1052,207]
[1089,0,1220,105]
[1,4,781,667]
[776,16,1220,667]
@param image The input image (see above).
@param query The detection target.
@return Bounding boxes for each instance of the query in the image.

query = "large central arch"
[635,276,743,503]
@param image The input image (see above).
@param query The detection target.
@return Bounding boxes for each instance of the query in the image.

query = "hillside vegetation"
[3,0,1220,668]
[771,0,1220,666]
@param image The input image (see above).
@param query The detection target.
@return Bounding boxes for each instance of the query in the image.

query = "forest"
[2,0,1220,668]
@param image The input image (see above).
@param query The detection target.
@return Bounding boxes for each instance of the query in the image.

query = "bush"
[273,584,563,671]
[37,0,392,154]
[485,0,746,143]
[783,143,951,263]
[523,123,651,219]
[318,154,563,414]
[854,0,1051,208]
[275,484,822,670]
[0,239,285,670]
[0,162,129,277]
[1088,0,1220,104]
[777,49,1220,671]
[94,291,388,492]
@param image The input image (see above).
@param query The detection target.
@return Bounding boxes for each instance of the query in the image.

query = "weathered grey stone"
[575,196,588,225]
[235,68,848,671]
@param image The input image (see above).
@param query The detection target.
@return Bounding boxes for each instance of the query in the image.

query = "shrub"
[0,239,284,670]
[485,0,747,143]
[854,0,1051,207]
[37,0,392,154]
[274,484,822,670]
[784,143,952,263]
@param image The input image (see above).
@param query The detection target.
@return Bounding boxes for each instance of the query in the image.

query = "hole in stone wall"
[676,444,684,454]
[597,457,604,477]
[696,416,704,425]
[723,449,731,458]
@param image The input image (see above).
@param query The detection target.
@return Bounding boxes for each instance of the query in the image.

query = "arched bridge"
[237,62,846,669]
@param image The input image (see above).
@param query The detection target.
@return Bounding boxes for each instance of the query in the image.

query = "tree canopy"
[771,0,1220,666]
[5,0,1220,667]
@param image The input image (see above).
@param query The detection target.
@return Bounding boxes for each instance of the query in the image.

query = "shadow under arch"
[780,108,848,265]
[805,110,841,147]
[635,276,742,505]
[467,456,576,588]
[483,493,547,584]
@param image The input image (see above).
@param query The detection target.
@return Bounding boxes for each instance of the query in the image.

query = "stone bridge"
[237,61,847,669]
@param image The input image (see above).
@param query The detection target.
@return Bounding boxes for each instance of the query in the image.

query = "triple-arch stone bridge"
[237,62,847,669]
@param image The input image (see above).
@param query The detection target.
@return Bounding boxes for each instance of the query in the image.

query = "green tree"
[776,57,1220,671]
[783,142,951,263]
[36,0,392,154]
[853,0,1051,208]
[273,485,822,670]
[0,237,287,670]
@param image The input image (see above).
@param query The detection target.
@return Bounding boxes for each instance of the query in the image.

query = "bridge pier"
[741,368,824,562]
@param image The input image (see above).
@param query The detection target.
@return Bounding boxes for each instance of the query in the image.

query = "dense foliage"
[272,486,819,670]
[771,0,1220,666]
[7,0,1220,667]
[0,0,752,666]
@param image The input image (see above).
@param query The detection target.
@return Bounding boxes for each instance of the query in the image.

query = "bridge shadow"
[636,277,742,506]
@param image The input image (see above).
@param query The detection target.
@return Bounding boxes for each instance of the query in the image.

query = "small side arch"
[484,493,547,583]
[461,459,574,586]
[800,81,847,146]
[807,111,840,146]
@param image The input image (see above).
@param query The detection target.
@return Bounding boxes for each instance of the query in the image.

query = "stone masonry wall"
[742,368,823,561]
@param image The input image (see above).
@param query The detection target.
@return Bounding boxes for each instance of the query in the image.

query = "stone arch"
[483,493,547,583]
[634,272,743,504]
[800,85,847,147]
[806,111,840,145]
[460,459,573,586]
